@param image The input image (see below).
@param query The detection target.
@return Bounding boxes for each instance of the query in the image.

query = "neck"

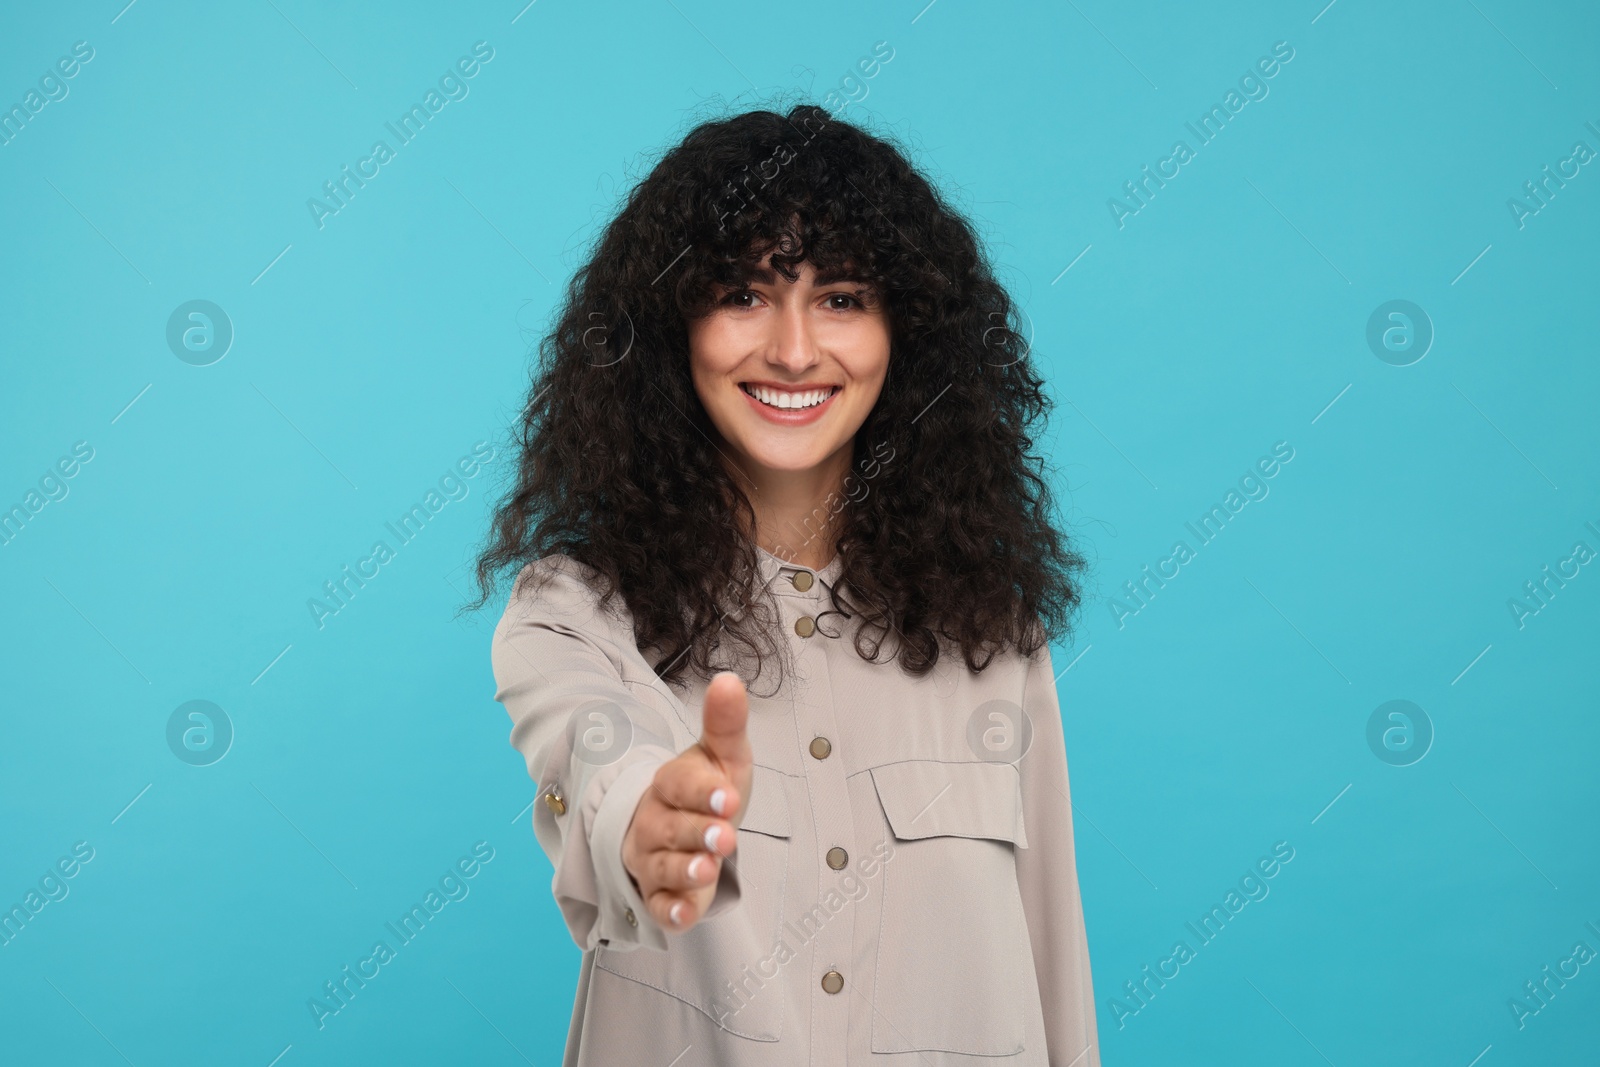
[726,445,852,571]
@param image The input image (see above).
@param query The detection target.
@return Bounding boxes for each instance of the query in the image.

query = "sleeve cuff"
[586,750,746,950]
[588,754,671,951]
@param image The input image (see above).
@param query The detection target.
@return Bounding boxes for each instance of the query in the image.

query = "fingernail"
[704,824,722,853]
[709,788,727,816]
[669,901,685,926]
[687,854,708,883]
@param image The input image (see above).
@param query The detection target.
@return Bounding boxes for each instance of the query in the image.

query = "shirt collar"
[757,545,844,594]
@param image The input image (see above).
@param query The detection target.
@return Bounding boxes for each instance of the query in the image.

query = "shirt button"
[826,847,848,870]
[791,570,814,592]
[809,736,832,760]
[821,970,845,994]
[625,908,637,927]
[543,787,567,816]
[794,615,816,638]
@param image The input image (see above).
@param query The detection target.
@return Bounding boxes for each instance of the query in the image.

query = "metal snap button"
[625,907,637,927]
[794,615,815,638]
[791,570,813,591]
[826,847,848,870]
[821,970,844,994]
[543,787,567,816]
[809,736,832,760]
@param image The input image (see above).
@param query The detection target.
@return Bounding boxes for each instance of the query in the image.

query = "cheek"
[686,330,723,397]
[864,319,892,374]
[688,318,747,376]
[851,329,891,394]
[845,384,884,426]
[686,334,748,433]
[831,318,891,379]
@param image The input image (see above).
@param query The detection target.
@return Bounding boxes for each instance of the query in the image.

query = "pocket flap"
[738,763,792,838]
[870,760,1027,848]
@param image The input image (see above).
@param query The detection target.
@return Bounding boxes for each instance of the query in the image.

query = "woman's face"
[688,256,891,481]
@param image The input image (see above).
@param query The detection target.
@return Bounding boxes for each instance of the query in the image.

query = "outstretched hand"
[621,671,753,932]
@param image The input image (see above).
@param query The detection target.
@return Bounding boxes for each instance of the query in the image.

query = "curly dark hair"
[468,99,1087,694]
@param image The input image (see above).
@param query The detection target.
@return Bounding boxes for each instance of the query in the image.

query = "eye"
[721,288,761,309]
[824,291,866,311]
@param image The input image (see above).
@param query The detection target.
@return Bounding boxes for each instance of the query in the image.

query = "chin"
[741,443,832,473]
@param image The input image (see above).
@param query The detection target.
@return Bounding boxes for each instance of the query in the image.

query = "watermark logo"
[1507,122,1599,230]
[307,842,496,1030]
[580,307,634,367]
[712,837,895,1025]
[307,42,495,230]
[1365,699,1432,767]
[1508,919,1600,1030]
[981,306,1033,369]
[567,699,634,766]
[166,300,233,366]
[1107,41,1296,229]
[1508,522,1598,629]
[769,439,896,563]
[713,39,893,235]
[1110,441,1295,630]
[308,442,496,630]
[966,699,1033,764]
[166,700,233,766]
[1365,300,1432,366]
[1,440,94,549]
[1108,840,1296,1028]
[0,40,95,148]
[817,40,894,117]
[0,841,96,949]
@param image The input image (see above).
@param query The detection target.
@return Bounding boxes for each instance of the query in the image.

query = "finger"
[653,754,739,817]
[697,670,751,774]
[646,886,704,931]
[638,800,738,857]
[645,848,721,894]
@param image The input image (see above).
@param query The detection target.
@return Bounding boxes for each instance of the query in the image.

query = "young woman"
[473,102,1099,1065]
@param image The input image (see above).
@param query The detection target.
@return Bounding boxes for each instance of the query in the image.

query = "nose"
[764,295,820,374]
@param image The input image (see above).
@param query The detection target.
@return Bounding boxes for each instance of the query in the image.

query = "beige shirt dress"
[492,547,1102,1066]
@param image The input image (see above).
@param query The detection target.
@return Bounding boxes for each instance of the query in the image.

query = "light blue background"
[2,1,1596,1064]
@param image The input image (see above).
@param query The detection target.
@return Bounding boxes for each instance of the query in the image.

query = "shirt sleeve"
[491,556,743,953]
[1015,643,1102,1066]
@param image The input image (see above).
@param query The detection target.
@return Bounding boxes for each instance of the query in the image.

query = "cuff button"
[543,787,567,816]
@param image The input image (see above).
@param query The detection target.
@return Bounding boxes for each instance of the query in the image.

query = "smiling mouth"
[739,383,841,410]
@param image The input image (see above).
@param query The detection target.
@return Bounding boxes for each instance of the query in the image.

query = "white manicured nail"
[687,854,708,883]
[669,901,685,926]
[704,824,722,853]
[709,788,727,816]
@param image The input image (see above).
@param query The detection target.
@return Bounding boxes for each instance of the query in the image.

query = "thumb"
[697,670,751,774]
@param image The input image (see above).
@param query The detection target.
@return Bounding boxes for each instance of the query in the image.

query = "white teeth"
[742,384,836,410]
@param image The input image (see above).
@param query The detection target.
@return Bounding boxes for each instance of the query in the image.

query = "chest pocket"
[868,759,1035,1056]
[595,763,793,1040]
